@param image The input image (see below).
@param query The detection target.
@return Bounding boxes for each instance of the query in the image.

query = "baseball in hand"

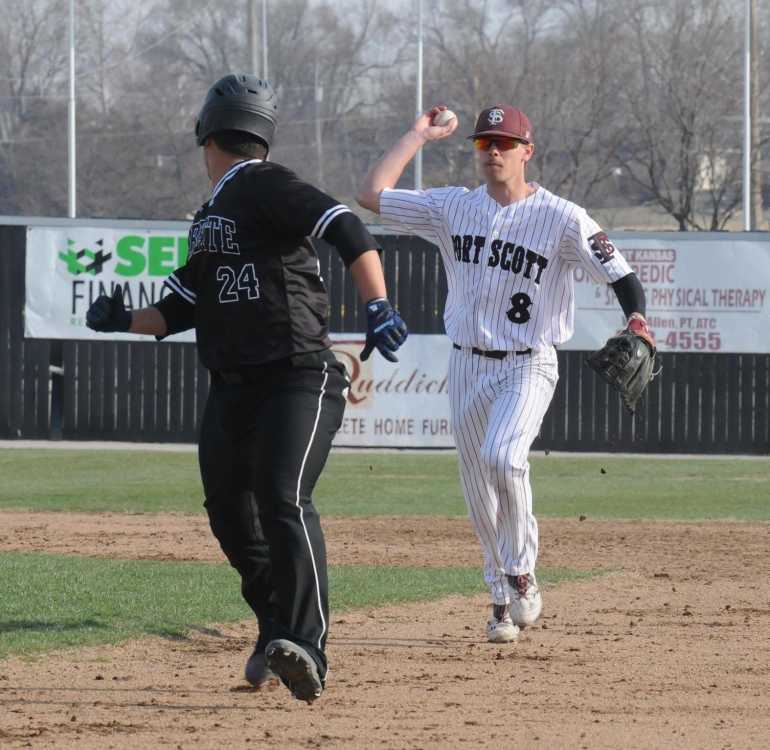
[432,109,457,127]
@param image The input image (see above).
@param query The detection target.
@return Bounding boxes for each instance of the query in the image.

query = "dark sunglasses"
[473,137,527,151]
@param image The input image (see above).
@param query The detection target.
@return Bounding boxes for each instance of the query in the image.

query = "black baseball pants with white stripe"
[198,350,347,679]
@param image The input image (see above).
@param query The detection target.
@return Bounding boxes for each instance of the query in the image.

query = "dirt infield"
[1,512,769,749]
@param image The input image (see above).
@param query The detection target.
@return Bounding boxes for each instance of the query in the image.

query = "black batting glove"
[360,297,408,362]
[86,285,132,332]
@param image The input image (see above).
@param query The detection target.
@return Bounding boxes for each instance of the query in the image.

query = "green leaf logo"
[58,239,112,275]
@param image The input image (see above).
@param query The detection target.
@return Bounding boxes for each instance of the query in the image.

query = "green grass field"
[0,552,590,657]
[2,449,769,519]
[1,447,768,658]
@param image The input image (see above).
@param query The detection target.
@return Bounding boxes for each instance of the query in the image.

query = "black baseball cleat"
[265,639,324,704]
[244,648,279,689]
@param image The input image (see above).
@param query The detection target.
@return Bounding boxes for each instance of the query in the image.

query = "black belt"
[213,350,334,384]
[453,343,532,360]
[214,370,262,385]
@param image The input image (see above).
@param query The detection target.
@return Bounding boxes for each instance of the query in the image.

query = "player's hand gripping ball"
[432,109,457,127]
[86,285,132,333]
[585,313,660,413]
[360,297,408,363]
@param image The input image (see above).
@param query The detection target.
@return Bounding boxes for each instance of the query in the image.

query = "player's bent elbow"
[355,188,381,215]
[324,212,379,267]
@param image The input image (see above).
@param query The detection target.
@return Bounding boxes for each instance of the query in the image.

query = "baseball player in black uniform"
[85,74,407,703]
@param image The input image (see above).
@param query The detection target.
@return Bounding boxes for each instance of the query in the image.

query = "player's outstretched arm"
[85,285,167,336]
[356,105,457,214]
[129,307,168,336]
[349,249,387,302]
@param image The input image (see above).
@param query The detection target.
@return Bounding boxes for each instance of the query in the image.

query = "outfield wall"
[2,218,769,453]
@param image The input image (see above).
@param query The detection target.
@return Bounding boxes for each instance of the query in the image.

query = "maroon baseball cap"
[467,105,534,144]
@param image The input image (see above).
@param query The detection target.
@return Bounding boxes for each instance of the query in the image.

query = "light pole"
[749,0,763,229]
[67,0,76,218]
[414,0,423,190]
[249,0,267,79]
[262,0,268,80]
[248,0,258,74]
[315,59,324,189]
[742,0,751,231]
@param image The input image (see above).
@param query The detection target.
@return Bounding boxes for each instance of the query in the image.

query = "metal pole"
[315,59,324,189]
[261,0,268,80]
[742,0,751,231]
[749,0,763,229]
[67,0,76,218]
[248,0,258,75]
[414,0,423,190]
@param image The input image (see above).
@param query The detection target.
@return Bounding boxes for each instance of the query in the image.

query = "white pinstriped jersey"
[379,183,632,350]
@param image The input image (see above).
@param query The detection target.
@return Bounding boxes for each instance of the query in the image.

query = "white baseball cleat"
[486,603,520,643]
[507,573,543,627]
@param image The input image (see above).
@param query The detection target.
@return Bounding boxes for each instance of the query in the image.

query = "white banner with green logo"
[25,226,195,341]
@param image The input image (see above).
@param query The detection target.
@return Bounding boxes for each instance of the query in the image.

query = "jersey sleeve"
[378,188,453,243]
[154,264,196,337]
[558,208,632,284]
[262,165,350,239]
[162,264,197,306]
[153,287,195,337]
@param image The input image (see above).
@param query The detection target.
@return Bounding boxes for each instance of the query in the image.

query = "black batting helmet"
[195,74,278,152]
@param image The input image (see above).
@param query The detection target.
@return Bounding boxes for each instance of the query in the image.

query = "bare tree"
[1,0,764,226]
[526,0,626,204]
[127,0,395,208]
[613,0,754,230]
[266,0,397,196]
[377,0,622,207]
[421,0,552,187]
[0,0,67,214]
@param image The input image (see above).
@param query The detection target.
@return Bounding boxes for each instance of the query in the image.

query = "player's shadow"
[0,691,264,712]
[0,618,108,634]
[144,624,227,641]
[331,636,476,648]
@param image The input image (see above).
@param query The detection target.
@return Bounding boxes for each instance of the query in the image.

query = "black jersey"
[160,159,373,371]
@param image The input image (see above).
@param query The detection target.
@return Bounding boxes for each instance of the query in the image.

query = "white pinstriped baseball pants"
[448,345,558,605]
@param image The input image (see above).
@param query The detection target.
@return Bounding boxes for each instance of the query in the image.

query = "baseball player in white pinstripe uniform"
[358,104,651,642]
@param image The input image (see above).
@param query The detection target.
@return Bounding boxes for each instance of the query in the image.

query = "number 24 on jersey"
[217,263,260,303]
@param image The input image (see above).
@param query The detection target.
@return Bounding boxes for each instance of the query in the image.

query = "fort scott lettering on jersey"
[451,234,548,284]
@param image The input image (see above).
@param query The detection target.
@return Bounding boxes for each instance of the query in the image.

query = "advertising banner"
[25,226,770,352]
[569,235,770,353]
[329,335,454,447]
[22,225,770,447]
[24,226,194,342]
[23,226,457,446]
